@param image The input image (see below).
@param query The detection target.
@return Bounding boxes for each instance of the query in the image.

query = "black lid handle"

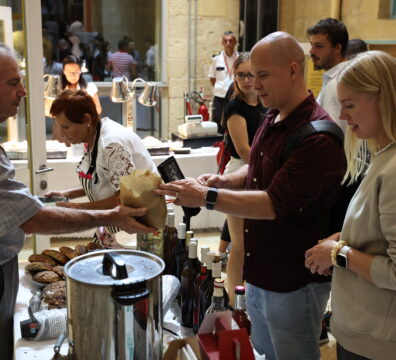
[102,252,128,280]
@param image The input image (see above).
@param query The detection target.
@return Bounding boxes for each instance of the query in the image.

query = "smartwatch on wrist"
[336,245,351,268]
[205,188,218,210]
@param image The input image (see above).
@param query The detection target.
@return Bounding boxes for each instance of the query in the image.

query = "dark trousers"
[212,96,226,134]
[0,256,19,360]
[337,343,371,360]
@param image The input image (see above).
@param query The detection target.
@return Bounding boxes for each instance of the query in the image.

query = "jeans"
[246,281,331,360]
[0,256,19,360]
[337,343,371,360]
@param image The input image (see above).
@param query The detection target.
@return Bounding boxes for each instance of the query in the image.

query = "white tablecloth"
[12,147,225,231]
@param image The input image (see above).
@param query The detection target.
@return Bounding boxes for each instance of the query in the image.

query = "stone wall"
[279,0,396,41]
[166,0,239,135]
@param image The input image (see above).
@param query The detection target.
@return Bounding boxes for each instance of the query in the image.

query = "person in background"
[156,32,346,359]
[45,90,157,248]
[308,18,349,132]
[345,38,368,59]
[219,52,266,305]
[208,31,238,133]
[107,38,136,80]
[46,55,102,143]
[43,36,62,75]
[0,43,155,360]
[305,50,396,360]
[127,38,142,78]
[91,34,108,81]
[144,38,156,81]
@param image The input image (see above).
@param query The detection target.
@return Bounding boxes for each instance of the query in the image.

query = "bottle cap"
[235,285,246,295]
[166,212,175,227]
[206,252,215,270]
[188,241,198,258]
[201,245,210,263]
[178,223,186,238]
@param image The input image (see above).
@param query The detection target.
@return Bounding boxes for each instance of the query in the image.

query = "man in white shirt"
[208,31,238,133]
[308,18,349,132]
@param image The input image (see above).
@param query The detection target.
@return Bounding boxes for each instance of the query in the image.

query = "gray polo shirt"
[0,146,43,265]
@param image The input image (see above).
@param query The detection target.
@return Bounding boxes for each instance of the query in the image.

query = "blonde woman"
[305,51,396,360]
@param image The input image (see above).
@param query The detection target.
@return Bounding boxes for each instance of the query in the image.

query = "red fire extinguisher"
[198,102,209,121]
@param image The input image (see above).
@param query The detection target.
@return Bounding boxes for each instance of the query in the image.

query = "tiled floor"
[20,229,336,359]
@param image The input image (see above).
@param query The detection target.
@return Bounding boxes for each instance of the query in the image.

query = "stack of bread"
[25,242,104,309]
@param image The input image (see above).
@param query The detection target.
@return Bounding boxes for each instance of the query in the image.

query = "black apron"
[77,122,119,238]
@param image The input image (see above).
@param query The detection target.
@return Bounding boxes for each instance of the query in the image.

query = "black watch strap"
[205,188,218,210]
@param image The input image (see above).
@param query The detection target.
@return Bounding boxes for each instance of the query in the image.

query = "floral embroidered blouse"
[77,117,157,201]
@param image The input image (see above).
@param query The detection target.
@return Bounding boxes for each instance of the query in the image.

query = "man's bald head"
[249,32,308,113]
[251,31,305,74]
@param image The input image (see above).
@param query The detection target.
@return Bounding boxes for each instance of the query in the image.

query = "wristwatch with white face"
[336,245,351,268]
[205,188,218,210]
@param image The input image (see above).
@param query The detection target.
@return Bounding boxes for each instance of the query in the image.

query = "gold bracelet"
[331,241,348,266]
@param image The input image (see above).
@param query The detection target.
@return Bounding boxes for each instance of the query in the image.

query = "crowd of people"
[42,19,156,81]
[1,10,396,360]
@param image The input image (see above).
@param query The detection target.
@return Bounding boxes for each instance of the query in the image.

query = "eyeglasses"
[64,71,81,76]
[235,72,255,80]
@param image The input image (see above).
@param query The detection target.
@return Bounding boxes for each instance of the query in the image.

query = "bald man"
[157,32,346,359]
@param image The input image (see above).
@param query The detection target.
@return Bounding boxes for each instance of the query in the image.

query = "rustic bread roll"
[52,265,65,279]
[43,281,66,309]
[120,169,167,229]
[28,254,58,266]
[59,246,78,259]
[86,241,103,251]
[25,262,53,273]
[74,244,88,255]
[42,249,68,265]
[33,270,61,283]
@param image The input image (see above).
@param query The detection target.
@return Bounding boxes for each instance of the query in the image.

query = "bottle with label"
[202,254,222,319]
[232,286,251,335]
[193,245,210,334]
[205,278,227,314]
[136,230,164,259]
[181,241,200,327]
[174,223,187,281]
[198,252,215,326]
[163,212,178,275]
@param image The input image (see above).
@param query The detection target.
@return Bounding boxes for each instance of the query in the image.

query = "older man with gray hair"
[0,43,154,359]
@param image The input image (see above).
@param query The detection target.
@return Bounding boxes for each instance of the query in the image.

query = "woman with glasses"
[61,54,102,115]
[45,90,157,247]
[215,52,266,304]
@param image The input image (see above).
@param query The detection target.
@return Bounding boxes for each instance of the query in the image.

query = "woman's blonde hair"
[338,50,396,183]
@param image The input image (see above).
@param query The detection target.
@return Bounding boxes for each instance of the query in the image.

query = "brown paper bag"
[120,169,167,229]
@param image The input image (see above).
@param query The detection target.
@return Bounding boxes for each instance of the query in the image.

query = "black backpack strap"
[281,120,344,164]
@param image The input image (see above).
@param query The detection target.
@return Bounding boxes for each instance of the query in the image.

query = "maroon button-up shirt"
[244,92,346,292]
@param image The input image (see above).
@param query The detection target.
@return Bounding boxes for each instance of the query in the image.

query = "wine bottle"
[198,252,215,326]
[136,230,164,258]
[163,212,178,275]
[202,255,222,315]
[232,286,251,335]
[174,223,187,281]
[205,278,227,314]
[184,230,194,263]
[193,245,210,334]
[181,241,200,327]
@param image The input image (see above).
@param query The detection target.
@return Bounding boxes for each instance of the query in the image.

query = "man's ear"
[335,43,342,56]
[289,62,299,79]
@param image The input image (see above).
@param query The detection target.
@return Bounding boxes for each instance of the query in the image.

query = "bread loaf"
[33,270,61,283]
[25,262,53,273]
[28,254,57,266]
[42,249,69,265]
[59,246,78,259]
